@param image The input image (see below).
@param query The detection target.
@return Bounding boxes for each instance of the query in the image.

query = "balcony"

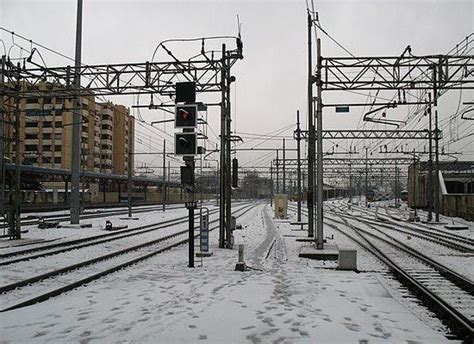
[25,103,40,110]
[101,129,113,136]
[24,138,39,145]
[25,127,39,133]
[101,108,113,116]
[101,137,113,144]
[102,119,113,127]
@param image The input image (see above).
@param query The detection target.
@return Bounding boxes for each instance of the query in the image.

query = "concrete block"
[338,248,357,270]
[196,252,213,257]
[299,244,339,261]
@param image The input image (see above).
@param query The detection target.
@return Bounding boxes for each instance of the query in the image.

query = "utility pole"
[413,148,417,218]
[270,161,273,207]
[127,138,133,217]
[307,12,315,238]
[0,55,5,223]
[315,38,324,249]
[296,110,302,222]
[348,162,352,205]
[365,147,369,207]
[162,139,166,211]
[219,44,226,248]
[276,149,279,194]
[427,93,433,222]
[12,92,21,239]
[70,0,83,224]
[225,60,232,248]
[167,160,170,204]
[394,161,398,207]
[283,138,286,194]
[433,64,440,222]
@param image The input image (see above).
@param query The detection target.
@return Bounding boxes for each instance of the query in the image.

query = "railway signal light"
[232,158,238,188]
[175,132,197,156]
[175,104,197,128]
[176,81,196,103]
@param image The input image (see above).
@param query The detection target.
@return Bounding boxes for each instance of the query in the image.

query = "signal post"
[174,82,199,268]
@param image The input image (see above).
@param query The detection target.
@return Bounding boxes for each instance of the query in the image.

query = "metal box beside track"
[274,194,288,219]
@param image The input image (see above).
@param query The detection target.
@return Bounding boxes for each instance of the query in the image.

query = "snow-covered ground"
[1,201,456,343]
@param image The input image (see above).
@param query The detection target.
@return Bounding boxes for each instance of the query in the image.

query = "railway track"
[328,202,474,251]
[1,203,186,230]
[0,206,222,264]
[0,202,256,312]
[328,206,474,253]
[287,203,474,340]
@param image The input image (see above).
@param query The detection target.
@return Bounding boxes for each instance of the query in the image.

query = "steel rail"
[351,205,474,248]
[0,203,256,312]
[0,203,185,230]
[288,204,473,340]
[0,206,223,264]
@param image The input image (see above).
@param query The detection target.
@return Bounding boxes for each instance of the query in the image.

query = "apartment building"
[4,82,134,176]
[110,104,135,175]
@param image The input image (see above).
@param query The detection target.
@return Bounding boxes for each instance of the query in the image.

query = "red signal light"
[179,109,190,120]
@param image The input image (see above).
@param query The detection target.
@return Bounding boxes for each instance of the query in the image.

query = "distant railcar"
[400,190,408,202]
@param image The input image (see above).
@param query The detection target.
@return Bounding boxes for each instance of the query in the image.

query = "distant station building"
[408,161,474,221]
[241,171,272,199]
[4,81,135,175]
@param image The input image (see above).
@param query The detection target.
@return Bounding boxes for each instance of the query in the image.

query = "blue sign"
[200,214,209,252]
[335,106,350,113]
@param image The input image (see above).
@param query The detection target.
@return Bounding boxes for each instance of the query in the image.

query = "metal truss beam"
[321,54,474,91]
[1,54,241,97]
[274,157,413,166]
[295,129,433,140]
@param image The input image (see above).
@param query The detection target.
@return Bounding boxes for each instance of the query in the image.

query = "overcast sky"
[1,0,473,176]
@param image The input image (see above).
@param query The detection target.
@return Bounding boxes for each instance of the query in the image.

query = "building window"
[25,144,37,151]
[55,121,62,128]
[24,156,37,164]
[54,133,61,140]
[26,109,50,116]
[26,98,37,104]
[43,157,51,163]
[43,97,52,104]
[25,121,38,127]
[43,122,52,128]
[43,145,51,151]
[43,133,51,139]
[54,157,61,164]
[25,133,37,140]
[54,145,61,151]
